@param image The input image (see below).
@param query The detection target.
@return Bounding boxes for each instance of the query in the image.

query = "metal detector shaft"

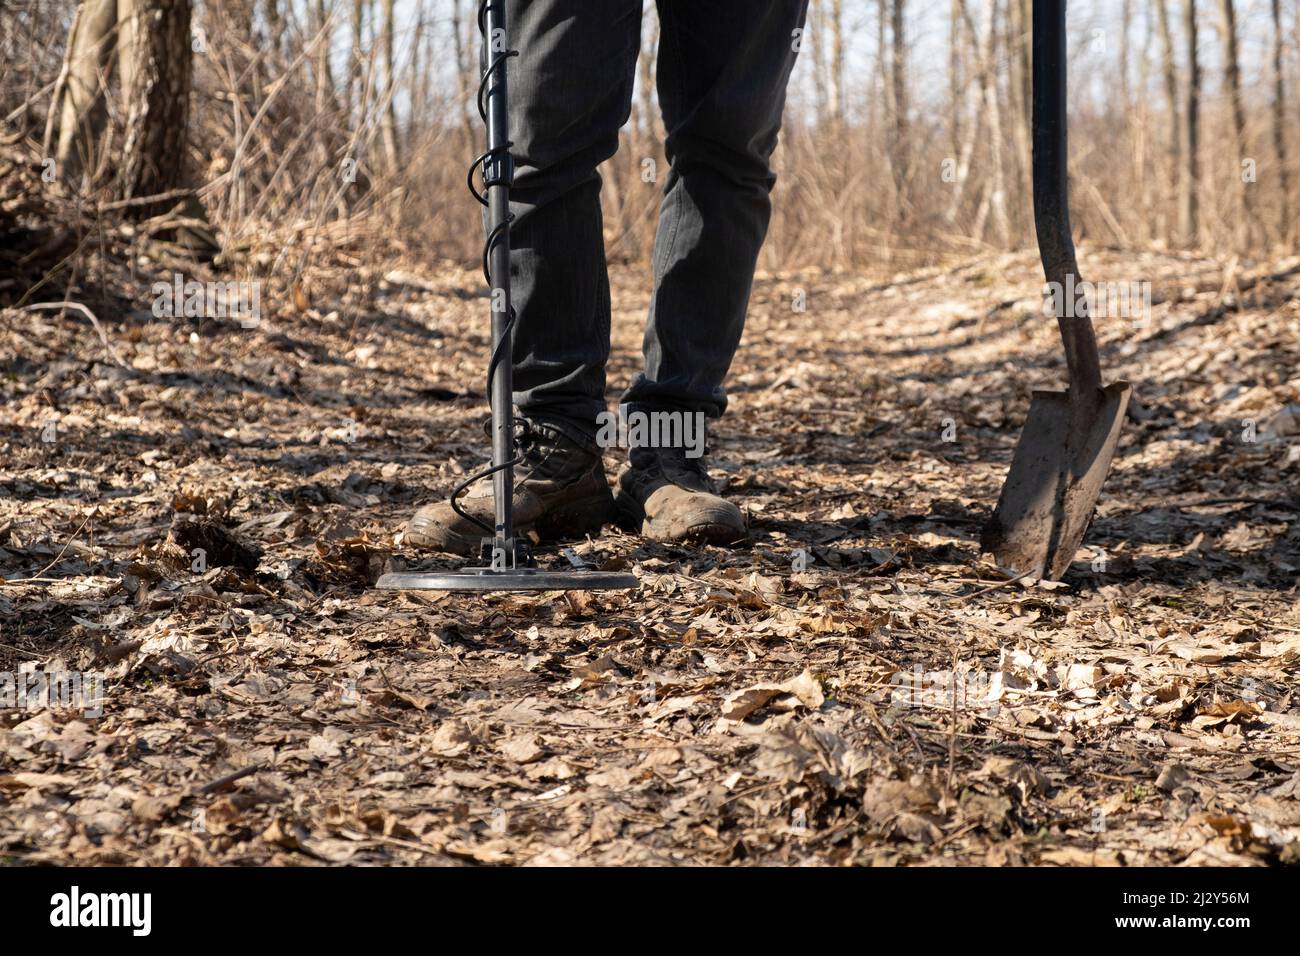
[484,0,514,545]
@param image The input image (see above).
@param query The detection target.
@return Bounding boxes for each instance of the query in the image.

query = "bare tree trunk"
[975,0,1006,245]
[451,0,476,151]
[51,0,210,251]
[116,0,192,208]
[1015,0,1030,132]
[379,0,400,169]
[1179,0,1200,247]
[810,0,827,119]
[1271,0,1291,243]
[829,0,845,124]
[1216,0,1252,248]
[54,0,119,189]
[1115,0,1132,241]
[1118,0,1132,107]
[311,2,339,112]
[948,0,963,159]
[627,1,661,259]
[264,0,284,57]
[1155,0,1182,240]
[872,0,888,144]
[945,0,982,226]
[45,4,83,159]
[638,1,660,141]
[889,0,908,202]
[424,14,438,124]
[348,0,366,125]
[1006,0,1031,231]
[410,2,431,129]
[1134,5,1155,245]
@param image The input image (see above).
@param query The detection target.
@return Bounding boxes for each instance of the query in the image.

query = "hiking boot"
[616,446,747,545]
[404,418,615,556]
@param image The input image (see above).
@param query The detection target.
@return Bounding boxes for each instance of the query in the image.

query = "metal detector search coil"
[376,567,640,592]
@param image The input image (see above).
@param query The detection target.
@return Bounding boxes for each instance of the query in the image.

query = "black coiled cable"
[448,0,521,536]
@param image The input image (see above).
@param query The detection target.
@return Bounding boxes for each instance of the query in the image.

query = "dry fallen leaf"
[429,720,477,757]
[719,668,825,723]
[499,734,545,764]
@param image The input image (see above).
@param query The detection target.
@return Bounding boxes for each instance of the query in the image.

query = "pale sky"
[293,0,1289,122]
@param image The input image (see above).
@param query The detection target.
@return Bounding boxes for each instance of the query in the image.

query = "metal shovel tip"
[981,381,1131,581]
[376,568,640,592]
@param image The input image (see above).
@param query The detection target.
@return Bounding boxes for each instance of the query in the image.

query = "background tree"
[10,0,1299,274]
[50,0,118,189]
[1216,0,1252,249]
[115,0,192,210]
[49,0,206,247]
[1179,0,1201,247]
[1155,0,1183,242]
[379,0,400,170]
[1270,0,1290,245]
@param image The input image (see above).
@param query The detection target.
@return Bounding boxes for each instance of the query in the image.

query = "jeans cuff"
[519,409,601,449]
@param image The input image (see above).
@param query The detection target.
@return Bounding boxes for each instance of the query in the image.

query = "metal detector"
[378,0,637,593]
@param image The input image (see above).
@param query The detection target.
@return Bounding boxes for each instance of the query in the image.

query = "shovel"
[979,0,1131,581]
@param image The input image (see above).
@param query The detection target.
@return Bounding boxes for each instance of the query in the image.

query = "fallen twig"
[946,568,1035,604]
[21,301,127,367]
[0,512,93,585]
[195,763,265,796]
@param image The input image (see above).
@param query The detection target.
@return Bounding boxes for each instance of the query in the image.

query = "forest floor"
[2,245,1300,866]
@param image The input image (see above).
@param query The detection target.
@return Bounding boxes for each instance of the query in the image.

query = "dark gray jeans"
[500,0,808,440]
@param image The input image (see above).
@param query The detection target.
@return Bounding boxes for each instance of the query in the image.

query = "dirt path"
[2,251,1299,865]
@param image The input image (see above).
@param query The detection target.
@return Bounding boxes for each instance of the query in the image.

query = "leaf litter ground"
[2,249,1299,865]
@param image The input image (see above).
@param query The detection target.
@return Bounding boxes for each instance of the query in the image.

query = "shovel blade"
[981,382,1130,580]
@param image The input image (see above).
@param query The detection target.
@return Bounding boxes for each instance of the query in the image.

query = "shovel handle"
[1033,0,1103,399]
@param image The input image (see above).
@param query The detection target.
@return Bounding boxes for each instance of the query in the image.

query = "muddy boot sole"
[403,510,482,557]
[406,490,616,557]
[615,489,747,546]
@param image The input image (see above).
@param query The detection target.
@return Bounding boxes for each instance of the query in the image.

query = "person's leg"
[614,0,807,545]
[506,0,642,440]
[621,0,808,421]
[406,1,641,555]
